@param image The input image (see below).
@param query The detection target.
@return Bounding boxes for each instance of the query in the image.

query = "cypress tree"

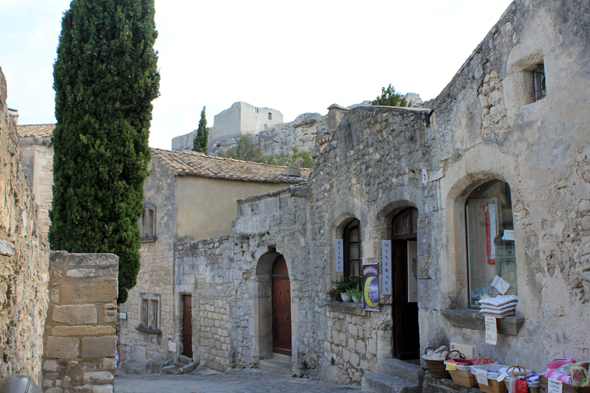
[50,0,160,303]
[192,106,208,154]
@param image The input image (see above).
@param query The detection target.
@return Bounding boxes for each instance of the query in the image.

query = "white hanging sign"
[335,239,344,272]
[548,379,563,393]
[475,369,489,386]
[382,240,392,295]
[485,316,497,345]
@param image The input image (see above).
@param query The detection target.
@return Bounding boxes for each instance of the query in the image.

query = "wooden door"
[392,209,420,360]
[272,256,292,356]
[182,295,193,358]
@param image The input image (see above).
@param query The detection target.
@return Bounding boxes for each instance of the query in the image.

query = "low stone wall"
[0,67,50,384]
[42,252,118,393]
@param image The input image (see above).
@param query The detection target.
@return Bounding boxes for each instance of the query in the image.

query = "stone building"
[16,124,55,238]
[118,149,309,365]
[153,0,590,390]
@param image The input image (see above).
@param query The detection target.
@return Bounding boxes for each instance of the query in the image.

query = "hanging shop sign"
[363,264,380,312]
[335,239,343,272]
[485,316,497,345]
[382,240,391,295]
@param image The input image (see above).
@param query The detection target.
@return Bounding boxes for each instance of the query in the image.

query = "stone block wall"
[18,139,54,238]
[42,251,118,393]
[0,67,50,383]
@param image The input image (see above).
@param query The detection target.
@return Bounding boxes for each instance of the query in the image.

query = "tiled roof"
[17,124,55,139]
[151,148,310,184]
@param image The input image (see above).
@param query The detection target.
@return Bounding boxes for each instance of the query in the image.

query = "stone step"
[162,365,179,375]
[361,373,420,393]
[178,355,192,365]
[380,358,423,385]
[259,358,292,374]
[272,353,292,363]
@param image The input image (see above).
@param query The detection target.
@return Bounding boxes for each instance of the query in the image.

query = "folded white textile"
[478,301,517,311]
[477,295,518,307]
[480,309,516,319]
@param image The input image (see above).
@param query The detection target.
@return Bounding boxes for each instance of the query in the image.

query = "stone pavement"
[115,367,364,393]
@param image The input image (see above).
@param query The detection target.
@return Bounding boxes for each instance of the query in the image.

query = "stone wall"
[42,251,118,393]
[119,158,177,364]
[208,112,326,157]
[0,67,50,383]
[18,138,54,238]
[210,102,283,141]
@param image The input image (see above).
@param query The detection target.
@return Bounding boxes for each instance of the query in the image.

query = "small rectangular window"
[140,206,156,241]
[532,64,546,102]
[139,296,160,332]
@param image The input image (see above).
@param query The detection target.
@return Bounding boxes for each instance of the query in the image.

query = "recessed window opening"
[465,180,517,307]
[344,219,361,279]
[140,297,159,330]
[268,112,272,120]
[532,64,546,102]
[140,206,156,241]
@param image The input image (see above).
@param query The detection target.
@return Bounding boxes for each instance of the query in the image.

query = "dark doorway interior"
[272,256,292,356]
[392,208,420,360]
[182,294,193,358]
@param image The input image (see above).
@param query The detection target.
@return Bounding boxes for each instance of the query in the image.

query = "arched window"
[466,180,516,307]
[344,219,361,278]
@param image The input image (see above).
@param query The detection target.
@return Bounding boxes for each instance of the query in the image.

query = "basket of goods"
[471,363,509,393]
[446,357,494,388]
[502,366,534,393]
[422,346,465,379]
[539,359,590,393]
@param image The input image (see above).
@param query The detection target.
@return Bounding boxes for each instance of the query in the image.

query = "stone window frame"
[136,293,161,334]
[140,202,157,242]
[442,173,524,335]
[504,46,547,123]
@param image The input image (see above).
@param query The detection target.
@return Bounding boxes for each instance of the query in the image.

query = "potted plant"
[342,290,353,302]
[350,290,362,303]
[330,276,360,302]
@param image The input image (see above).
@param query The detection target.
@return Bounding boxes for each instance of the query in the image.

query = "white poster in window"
[485,316,497,345]
[407,241,418,302]
[382,240,392,295]
[335,239,344,272]
[485,202,497,264]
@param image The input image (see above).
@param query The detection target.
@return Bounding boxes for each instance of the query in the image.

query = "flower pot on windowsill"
[341,293,352,302]
[352,296,361,304]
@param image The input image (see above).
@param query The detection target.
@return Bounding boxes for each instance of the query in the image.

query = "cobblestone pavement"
[115,368,364,393]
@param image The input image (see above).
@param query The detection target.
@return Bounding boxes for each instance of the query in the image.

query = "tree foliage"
[219,136,313,168]
[372,84,409,107]
[192,106,209,154]
[49,0,160,303]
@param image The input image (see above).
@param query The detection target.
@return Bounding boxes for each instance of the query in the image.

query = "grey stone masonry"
[42,252,119,393]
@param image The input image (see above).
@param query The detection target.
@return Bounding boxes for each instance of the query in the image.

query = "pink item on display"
[547,358,576,370]
[544,369,572,385]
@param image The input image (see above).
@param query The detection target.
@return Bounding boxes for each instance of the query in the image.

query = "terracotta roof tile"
[151,148,310,184]
[17,124,55,139]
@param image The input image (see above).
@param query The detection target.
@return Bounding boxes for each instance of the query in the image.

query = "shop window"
[532,63,546,102]
[140,205,156,241]
[139,295,160,332]
[466,180,516,307]
[344,219,361,279]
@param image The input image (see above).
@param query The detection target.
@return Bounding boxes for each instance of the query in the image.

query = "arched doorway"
[391,208,420,359]
[272,256,292,355]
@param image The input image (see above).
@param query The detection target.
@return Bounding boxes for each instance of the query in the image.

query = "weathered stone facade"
[118,151,308,367]
[154,0,590,387]
[42,252,119,393]
[0,67,50,384]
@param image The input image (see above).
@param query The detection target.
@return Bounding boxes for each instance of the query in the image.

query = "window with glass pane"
[344,219,361,279]
[466,180,517,307]
[149,300,158,330]
[141,299,149,328]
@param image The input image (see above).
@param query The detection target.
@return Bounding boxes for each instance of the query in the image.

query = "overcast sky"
[1,0,513,149]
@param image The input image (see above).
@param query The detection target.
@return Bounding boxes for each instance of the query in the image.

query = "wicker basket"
[472,364,508,393]
[539,376,590,393]
[503,366,529,393]
[423,348,465,379]
[449,364,479,388]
